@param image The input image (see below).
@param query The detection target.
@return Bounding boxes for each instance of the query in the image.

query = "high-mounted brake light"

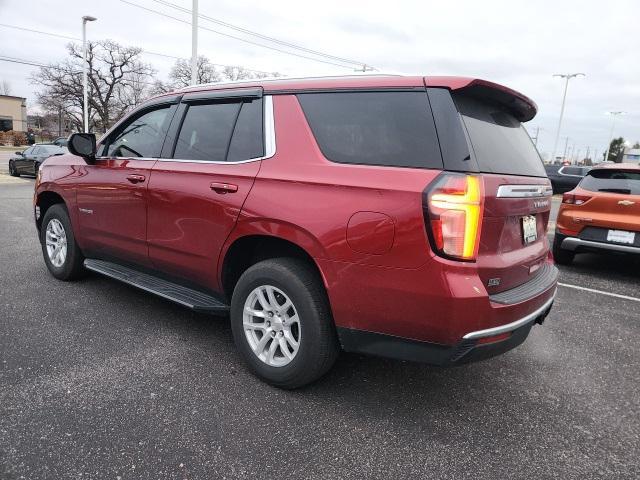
[424,174,484,261]
[562,192,592,205]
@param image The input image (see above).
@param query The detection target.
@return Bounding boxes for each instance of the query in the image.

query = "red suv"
[34,75,557,388]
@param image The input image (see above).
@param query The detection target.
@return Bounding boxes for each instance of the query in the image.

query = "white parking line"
[558,282,640,303]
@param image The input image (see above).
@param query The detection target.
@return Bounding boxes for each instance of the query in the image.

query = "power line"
[150,0,371,68]
[0,23,275,75]
[118,0,359,69]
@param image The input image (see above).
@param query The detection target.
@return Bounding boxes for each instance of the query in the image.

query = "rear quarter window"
[297,91,443,169]
[454,94,546,177]
[580,170,640,195]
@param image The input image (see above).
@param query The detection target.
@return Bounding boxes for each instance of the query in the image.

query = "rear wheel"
[40,204,86,280]
[553,234,574,265]
[8,160,19,177]
[230,258,339,389]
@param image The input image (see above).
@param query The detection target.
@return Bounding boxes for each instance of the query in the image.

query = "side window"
[173,102,241,161]
[297,91,443,169]
[22,147,33,156]
[227,99,264,162]
[105,106,171,158]
[562,167,581,176]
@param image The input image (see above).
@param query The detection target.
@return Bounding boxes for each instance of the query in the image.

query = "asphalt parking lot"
[1,162,639,479]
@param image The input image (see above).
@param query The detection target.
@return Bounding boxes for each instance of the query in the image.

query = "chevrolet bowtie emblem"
[618,200,635,206]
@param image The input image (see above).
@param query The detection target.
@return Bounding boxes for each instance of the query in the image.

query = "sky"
[0,0,639,159]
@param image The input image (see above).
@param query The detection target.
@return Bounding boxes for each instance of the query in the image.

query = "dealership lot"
[1,174,638,479]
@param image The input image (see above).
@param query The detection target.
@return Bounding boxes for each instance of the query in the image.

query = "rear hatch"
[567,168,640,243]
[427,81,552,295]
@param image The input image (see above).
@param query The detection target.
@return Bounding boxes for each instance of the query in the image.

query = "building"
[0,94,27,132]
[622,147,640,164]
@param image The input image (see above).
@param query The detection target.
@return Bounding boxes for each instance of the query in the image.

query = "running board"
[84,259,229,314]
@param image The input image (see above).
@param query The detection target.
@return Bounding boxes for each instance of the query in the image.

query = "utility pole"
[585,146,590,163]
[58,108,62,137]
[532,126,540,146]
[604,111,625,162]
[82,15,97,133]
[190,0,198,86]
[551,73,585,163]
[562,137,570,162]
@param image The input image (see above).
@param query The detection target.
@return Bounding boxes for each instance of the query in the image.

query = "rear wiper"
[598,188,631,194]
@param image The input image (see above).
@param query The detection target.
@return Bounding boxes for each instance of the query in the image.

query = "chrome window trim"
[463,290,556,340]
[557,166,586,178]
[95,96,276,166]
[496,184,553,198]
[156,95,275,165]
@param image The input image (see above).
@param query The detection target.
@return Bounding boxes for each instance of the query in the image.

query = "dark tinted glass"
[174,102,241,161]
[580,169,640,195]
[227,99,264,162]
[562,167,583,176]
[298,91,442,169]
[41,145,61,153]
[107,106,171,158]
[454,94,546,177]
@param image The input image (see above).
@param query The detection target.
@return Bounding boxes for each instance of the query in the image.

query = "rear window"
[454,94,546,177]
[580,169,640,195]
[297,91,443,169]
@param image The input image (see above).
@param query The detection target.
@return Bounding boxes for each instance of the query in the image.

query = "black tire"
[230,258,339,389]
[40,203,86,280]
[8,160,19,177]
[553,234,574,265]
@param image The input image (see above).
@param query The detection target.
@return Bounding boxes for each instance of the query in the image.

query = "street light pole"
[603,111,625,162]
[82,15,97,133]
[190,0,198,86]
[551,73,585,162]
[562,137,570,162]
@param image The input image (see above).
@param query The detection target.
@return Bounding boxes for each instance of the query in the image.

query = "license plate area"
[606,229,635,244]
[522,215,537,244]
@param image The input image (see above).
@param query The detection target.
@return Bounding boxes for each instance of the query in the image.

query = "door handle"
[126,174,146,183]
[210,182,238,194]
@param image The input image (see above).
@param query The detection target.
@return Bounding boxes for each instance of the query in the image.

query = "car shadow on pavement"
[561,251,640,281]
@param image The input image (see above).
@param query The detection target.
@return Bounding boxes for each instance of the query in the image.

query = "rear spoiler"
[425,77,537,122]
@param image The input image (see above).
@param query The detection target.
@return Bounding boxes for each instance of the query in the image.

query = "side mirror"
[15,151,23,156]
[68,133,97,163]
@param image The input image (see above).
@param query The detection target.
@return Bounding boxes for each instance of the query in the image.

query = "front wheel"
[40,204,86,280]
[230,258,339,389]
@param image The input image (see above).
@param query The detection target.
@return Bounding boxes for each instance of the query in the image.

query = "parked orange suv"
[553,163,640,264]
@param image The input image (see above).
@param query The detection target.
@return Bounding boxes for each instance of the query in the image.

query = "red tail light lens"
[424,174,484,261]
[562,192,592,205]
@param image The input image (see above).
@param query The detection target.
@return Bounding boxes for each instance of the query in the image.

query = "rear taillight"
[423,174,484,261]
[562,192,592,205]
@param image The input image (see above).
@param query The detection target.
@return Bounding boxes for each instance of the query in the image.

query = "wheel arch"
[35,190,67,231]
[220,232,331,302]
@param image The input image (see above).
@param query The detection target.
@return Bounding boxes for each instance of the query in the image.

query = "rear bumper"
[561,237,640,255]
[338,292,555,366]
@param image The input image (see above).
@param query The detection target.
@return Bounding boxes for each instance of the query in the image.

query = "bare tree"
[152,56,282,94]
[31,40,156,133]
[172,56,221,87]
[0,79,12,95]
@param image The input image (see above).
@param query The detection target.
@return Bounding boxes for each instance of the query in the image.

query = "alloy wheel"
[243,285,301,367]
[45,218,68,267]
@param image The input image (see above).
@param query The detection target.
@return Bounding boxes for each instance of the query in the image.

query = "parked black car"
[8,144,67,177]
[545,165,592,193]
